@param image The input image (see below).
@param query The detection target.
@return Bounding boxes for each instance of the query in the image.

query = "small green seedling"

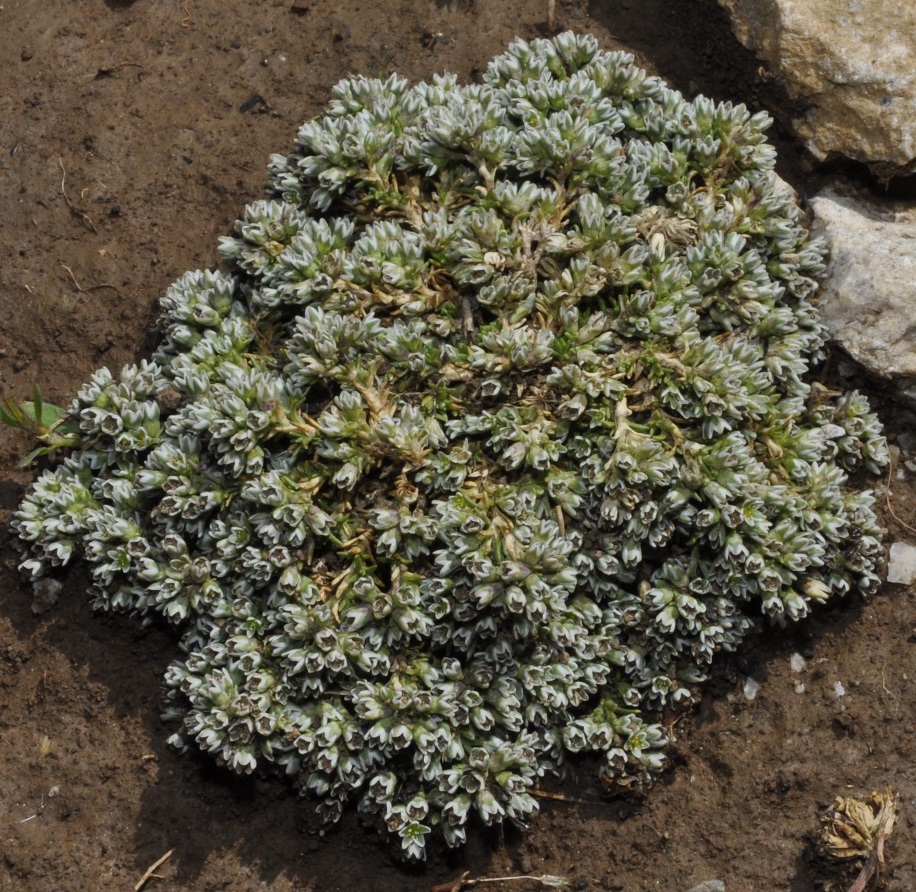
[0,387,80,467]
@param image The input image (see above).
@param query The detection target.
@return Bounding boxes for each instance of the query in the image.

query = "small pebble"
[897,431,915,454]
[685,881,725,892]
[887,542,916,585]
[32,578,62,615]
[743,677,759,700]
[790,652,806,672]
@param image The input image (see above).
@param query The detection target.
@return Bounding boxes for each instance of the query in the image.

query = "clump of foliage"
[11,33,886,859]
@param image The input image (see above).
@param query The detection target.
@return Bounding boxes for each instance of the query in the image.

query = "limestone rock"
[810,187,916,402]
[718,0,916,177]
[887,542,916,585]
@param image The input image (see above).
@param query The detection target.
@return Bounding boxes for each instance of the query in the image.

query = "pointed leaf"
[40,403,69,427]
[17,445,52,469]
[32,386,43,429]
[0,400,25,427]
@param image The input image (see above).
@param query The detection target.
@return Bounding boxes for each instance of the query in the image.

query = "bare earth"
[1,2,914,890]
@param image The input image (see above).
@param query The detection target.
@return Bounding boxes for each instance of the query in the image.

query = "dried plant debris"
[821,791,898,861]
[820,790,899,891]
[11,33,888,859]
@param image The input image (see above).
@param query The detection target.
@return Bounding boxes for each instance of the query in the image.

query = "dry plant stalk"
[134,848,174,891]
[430,871,569,892]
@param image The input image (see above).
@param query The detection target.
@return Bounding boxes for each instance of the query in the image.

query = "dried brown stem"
[83,62,145,81]
[885,451,916,534]
[430,872,471,892]
[531,788,604,806]
[430,874,569,892]
[845,798,897,892]
[58,158,97,233]
[134,849,174,891]
[61,263,120,295]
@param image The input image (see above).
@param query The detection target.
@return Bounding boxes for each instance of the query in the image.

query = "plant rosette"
[11,32,887,860]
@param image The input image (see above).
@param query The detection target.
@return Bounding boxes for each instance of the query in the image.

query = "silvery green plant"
[11,33,887,860]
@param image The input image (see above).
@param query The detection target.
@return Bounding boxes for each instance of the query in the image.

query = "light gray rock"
[810,187,916,401]
[718,0,916,177]
[887,542,916,585]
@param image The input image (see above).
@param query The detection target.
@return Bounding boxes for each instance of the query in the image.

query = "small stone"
[32,578,62,615]
[790,652,806,673]
[155,386,184,415]
[887,542,916,585]
[743,677,760,701]
[898,431,916,455]
[685,881,726,892]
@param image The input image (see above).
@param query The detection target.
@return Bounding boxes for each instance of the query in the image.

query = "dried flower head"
[13,32,887,859]
[820,790,899,861]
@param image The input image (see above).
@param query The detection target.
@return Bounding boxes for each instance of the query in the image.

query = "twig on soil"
[58,159,97,233]
[61,263,120,295]
[546,0,556,32]
[430,871,570,892]
[845,799,897,892]
[82,62,145,81]
[134,848,174,892]
[880,664,899,718]
[885,452,916,534]
[530,788,605,806]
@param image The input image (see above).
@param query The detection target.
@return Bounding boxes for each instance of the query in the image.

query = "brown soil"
[1,2,914,890]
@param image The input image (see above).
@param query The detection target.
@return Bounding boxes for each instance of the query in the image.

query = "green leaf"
[32,385,43,430]
[40,402,69,427]
[0,399,25,427]
[5,389,68,430]
[0,388,78,463]
[17,445,53,469]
